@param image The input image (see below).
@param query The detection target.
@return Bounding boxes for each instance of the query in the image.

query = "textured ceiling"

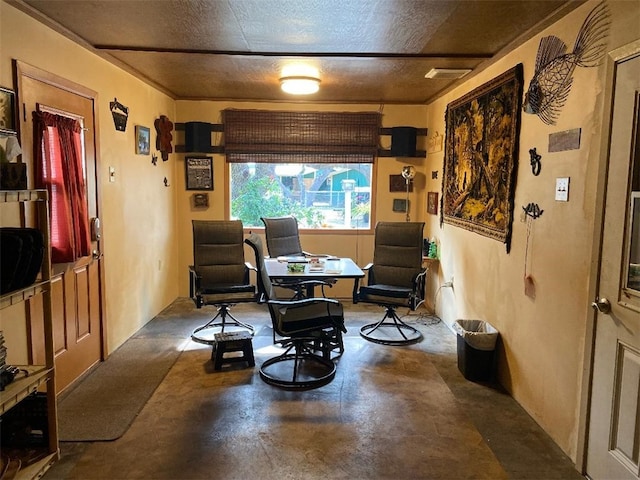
[11,0,584,104]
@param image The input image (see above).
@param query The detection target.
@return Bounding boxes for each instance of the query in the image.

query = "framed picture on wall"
[0,87,16,135]
[389,174,412,192]
[185,156,214,190]
[392,198,408,212]
[135,125,151,155]
[427,192,438,215]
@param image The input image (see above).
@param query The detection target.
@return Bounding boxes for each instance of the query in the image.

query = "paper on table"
[324,269,342,275]
[277,256,308,263]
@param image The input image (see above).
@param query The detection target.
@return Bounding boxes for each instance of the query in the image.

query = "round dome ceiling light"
[280,76,321,95]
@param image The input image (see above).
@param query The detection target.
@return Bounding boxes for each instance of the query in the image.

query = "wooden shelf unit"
[0,189,59,480]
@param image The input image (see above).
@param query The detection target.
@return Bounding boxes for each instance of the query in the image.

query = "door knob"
[591,297,611,314]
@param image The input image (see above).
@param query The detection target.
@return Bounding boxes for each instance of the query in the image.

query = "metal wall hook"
[529,148,542,176]
[522,202,543,219]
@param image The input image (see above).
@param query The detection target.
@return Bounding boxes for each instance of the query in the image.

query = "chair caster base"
[360,321,422,346]
[191,323,255,345]
[259,350,336,390]
[191,306,255,345]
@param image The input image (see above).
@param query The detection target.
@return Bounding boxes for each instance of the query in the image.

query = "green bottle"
[428,238,437,258]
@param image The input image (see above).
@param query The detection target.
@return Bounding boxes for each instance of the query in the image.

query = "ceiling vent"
[424,68,472,80]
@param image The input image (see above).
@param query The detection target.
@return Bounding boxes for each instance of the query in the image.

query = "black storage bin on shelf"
[453,320,499,382]
[1,392,49,448]
[0,227,44,294]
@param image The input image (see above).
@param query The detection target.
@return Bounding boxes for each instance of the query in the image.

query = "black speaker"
[391,127,417,157]
[185,122,213,153]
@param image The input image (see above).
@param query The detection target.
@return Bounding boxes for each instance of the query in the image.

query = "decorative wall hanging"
[522,1,610,125]
[109,98,129,132]
[522,202,544,219]
[135,125,150,155]
[393,199,407,213]
[548,128,581,152]
[154,115,173,161]
[389,174,412,192]
[529,148,542,176]
[193,193,209,208]
[431,170,438,180]
[185,156,213,190]
[427,131,443,154]
[441,64,524,253]
[427,192,439,215]
[523,213,536,299]
[0,87,16,135]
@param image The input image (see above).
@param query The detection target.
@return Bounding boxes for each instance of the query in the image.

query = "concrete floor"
[43,299,584,480]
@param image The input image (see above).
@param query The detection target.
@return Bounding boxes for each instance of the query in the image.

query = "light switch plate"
[555,177,569,201]
[109,166,116,183]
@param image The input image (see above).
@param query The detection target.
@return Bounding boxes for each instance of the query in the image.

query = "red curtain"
[34,111,91,263]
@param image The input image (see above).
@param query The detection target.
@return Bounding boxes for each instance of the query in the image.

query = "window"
[230,162,372,229]
[34,110,90,263]
[224,109,380,230]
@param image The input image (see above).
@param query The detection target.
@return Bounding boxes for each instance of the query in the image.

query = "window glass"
[230,162,372,229]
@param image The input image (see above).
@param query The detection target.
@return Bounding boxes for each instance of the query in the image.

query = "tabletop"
[264,257,365,280]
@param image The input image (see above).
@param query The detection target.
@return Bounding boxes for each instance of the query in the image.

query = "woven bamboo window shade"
[223,109,381,163]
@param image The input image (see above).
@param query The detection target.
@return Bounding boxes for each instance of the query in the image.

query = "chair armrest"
[410,269,428,309]
[245,261,257,273]
[189,266,203,307]
[362,263,373,271]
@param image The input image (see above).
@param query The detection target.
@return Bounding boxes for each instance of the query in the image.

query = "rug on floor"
[57,337,187,441]
[56,299,208,441]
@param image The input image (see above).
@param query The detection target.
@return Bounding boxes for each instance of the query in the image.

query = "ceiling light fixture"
[280,76,320,95]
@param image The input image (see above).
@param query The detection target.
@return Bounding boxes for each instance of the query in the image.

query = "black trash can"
[453,319,499,382]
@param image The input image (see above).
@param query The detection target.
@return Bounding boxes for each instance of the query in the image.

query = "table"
[264,257,364,298]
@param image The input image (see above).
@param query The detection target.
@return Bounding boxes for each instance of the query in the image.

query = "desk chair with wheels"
[189,220,257,345]
[245,233,346,390]
[354,221,426,345]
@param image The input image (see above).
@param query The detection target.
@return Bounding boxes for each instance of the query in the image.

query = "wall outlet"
[555,177,569,201]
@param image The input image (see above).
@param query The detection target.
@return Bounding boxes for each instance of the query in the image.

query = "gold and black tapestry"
[441,64,523,253]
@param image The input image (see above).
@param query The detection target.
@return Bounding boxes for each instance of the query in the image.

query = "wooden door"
[586,45,640,479]
[17,63,104,394]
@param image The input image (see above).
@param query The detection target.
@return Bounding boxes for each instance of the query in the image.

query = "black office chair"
[353,222,426,345]
[245,233,346,390]
[189,220,257,344]
[261,216,335,299]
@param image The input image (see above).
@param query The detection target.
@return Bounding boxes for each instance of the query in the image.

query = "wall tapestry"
[441,64,524,253]
[522,1,610,125]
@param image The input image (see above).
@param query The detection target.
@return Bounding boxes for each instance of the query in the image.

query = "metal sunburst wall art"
[523,1,611,125]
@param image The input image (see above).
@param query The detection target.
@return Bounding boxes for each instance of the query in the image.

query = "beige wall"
[424,0,640,460]
[175,101,428,299]
[0,3,180,354]
[2,0,639,467]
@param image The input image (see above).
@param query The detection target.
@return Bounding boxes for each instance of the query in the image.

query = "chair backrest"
[370,222,425,288]
[192,220,248,288]
[261,216,304,257]
[244,233,275,302]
